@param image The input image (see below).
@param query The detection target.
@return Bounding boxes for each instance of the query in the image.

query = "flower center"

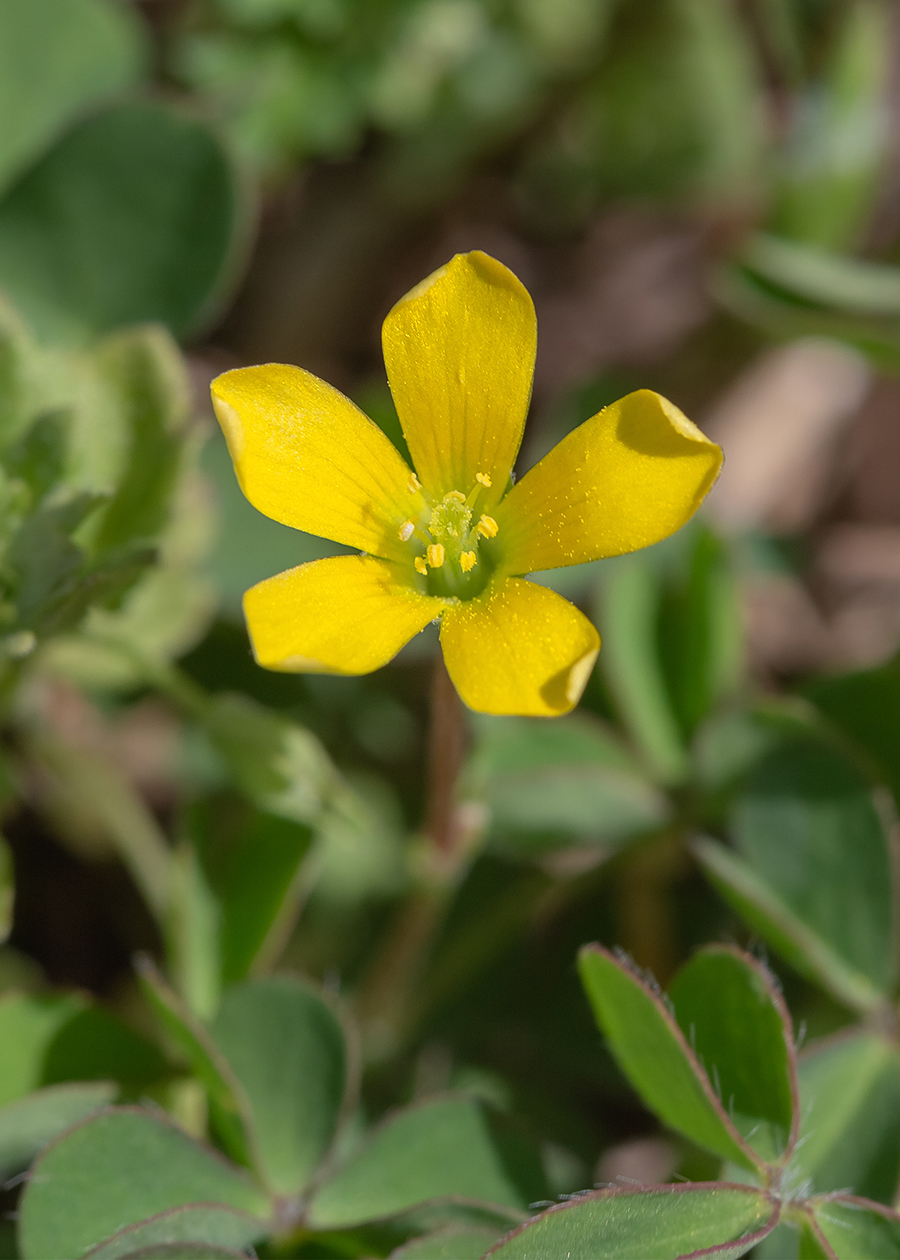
[398,475,499,598]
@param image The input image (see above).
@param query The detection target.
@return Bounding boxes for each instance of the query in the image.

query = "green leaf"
[308,1097,529,1229]
[168,841,222,1024]
[468,714,669,849]
[18,1107,270,1260]
[390,1227,503,1259]
[668,947,797,1163]
[692,837,887,1014]
[4,408,70,505]
[0,0,145,196]
[577,946,759,1172]
[741,233,900,318]
[597,558,687,785]
[811,1195,900,1259]
[793,1031,900,1203]
[0,1081,115,1180]
[807,661,900,804]
[0,990,85,1106]
[770,0,892,251]
[90,326,187,553]
[209,976,348,1197]
[204,693,339,825]
[41,1006,167,1090]
[217,813,313,984]
[486,1184,779,1260]
[0,102,248,345]
[728,736,894,996]
[135,957,250,1168]
[79,1205,268,1260]
[656,525,742,738]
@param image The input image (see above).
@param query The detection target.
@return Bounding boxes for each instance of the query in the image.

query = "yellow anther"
[398,520,415,541]
[407,474,421,493]
[426,543,445,568]
[476,514,498,539]
[446,490,466,503]
[476,472,492,488]
[460,550,477,573]
[414,556,428,575]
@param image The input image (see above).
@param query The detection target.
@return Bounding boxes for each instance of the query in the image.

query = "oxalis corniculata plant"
[8,248,900,1259]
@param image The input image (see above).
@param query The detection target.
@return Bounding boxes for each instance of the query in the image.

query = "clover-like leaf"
[308,1096,530,1230]
[17,1107,270,1260]
[0,1081,115,1181]
[668,946,798,1164]
[486,1184,779,1260]
[793,1031,900,1204]
[0,101,248,345]
[578,946,761,1172]
[209,975,349,1197]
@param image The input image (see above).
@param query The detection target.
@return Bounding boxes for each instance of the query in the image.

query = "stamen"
[407,474,421,493]
[398,520,415,541]
[414,556,428,575]
[460,550,477,573]
[446,490,466,504]
[476,472,492,487]
[426,543,445,568]
[476,514,498,539]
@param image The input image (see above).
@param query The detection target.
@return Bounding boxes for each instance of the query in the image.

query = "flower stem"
[355,649,474,1059]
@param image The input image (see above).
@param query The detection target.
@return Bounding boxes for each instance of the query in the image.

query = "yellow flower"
[210,252,722,717]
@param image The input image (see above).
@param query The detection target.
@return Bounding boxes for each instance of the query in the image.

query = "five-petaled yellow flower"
[210,252,722,717]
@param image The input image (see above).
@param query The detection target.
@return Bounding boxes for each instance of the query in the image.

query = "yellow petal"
[382,252,536,507]
[211,364,423,561]
[440,578,599,716]
[495,390,723,574]
[244,555,447,674]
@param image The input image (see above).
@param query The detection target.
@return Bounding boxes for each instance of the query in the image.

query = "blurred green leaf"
[807,659,900,803]
[0,1081,116,1181]
[772,0,891,251]
[729,735,894,996]
[692,837,888,1015]
[793,1031,900,1204]
[204,692,339,825]
[89,327,187,553]
[740,234,900,318]
[308,1096,529,1229]
[0,102,249,345]
[135,956,251,1168]
[0,990,85,1106]
[576,0,764,203]
[657,526,742,738]
[0,0,146,197]
[210,976,348,1196]
[169,840,222,1023]
[82,1206,267,1259]
[217,812,313,984]
[4,408,69,505]
[486,1185,779,1260]
[17,1108,270,1260]
[668,947,796,1163]
[468,714,669,849]
[811,1195,900,1258]
[597,558,687,785]
[577,945,759,1171]
[390,1226,504,1259]
[41,1007,167,1090]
